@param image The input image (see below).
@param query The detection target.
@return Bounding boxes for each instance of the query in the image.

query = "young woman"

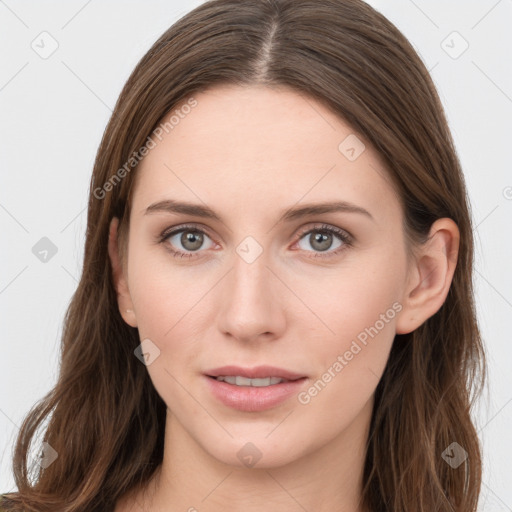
[1,0,486,511]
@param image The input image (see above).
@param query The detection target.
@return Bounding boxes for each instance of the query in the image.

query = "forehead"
[132,84,402,224]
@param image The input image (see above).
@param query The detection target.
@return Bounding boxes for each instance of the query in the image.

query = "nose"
[216,247,286,343]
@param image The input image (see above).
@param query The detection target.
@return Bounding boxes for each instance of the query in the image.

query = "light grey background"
[1,0,511,509]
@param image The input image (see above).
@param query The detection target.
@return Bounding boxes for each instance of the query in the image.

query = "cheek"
[290,244,405,344]
[292,249,404,410]
[294,298,398,444]
[126,238,206,338]
[126,255,207,413]
[126,245,212,393]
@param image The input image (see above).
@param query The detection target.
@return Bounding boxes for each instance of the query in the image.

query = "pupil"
[182,231,203,250]
[312,232,331,251]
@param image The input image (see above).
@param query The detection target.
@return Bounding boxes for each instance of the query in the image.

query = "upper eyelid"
[161,223,217,242]
[295,223,351,238]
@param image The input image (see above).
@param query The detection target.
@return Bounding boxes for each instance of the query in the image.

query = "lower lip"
[204,376,308,412]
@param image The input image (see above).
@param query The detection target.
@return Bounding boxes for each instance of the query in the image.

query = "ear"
[395,218,460,335]
[108,217,137,328]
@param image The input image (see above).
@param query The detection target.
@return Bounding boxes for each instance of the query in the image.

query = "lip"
[203,365,308,412]
[205,365,306,381]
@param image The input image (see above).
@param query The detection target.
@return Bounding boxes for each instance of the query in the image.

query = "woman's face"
[117,84,413,468]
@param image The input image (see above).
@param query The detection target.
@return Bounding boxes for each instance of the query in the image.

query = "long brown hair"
[3,1,486,510]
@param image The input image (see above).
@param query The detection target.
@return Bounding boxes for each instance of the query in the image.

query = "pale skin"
[110,84,459,512]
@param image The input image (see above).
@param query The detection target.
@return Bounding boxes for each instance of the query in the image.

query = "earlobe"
[395,218,459,335]
[108,217,138,328]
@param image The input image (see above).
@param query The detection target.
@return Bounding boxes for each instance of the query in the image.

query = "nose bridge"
[216,239,284,340]
[232,245,269,300]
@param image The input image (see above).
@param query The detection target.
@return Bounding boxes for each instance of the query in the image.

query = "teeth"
[236,376,252,386]
[215,376,286,386]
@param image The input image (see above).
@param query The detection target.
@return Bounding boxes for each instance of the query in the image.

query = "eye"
[158,223,352,260]
[294,224,352,258]
[159,225,216,259]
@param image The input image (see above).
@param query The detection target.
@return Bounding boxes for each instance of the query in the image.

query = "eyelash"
[158,223,353,260]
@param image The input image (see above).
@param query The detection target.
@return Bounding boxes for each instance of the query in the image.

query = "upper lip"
[205,365,306,381]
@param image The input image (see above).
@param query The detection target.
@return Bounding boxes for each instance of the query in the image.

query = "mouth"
[207,375,303,387]
[203,365,308,412]
[205,364,307,381]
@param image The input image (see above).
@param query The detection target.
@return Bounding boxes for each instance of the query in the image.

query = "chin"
[199,430,311,470]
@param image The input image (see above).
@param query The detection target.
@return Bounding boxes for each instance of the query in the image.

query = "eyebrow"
[144,199,374,224]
